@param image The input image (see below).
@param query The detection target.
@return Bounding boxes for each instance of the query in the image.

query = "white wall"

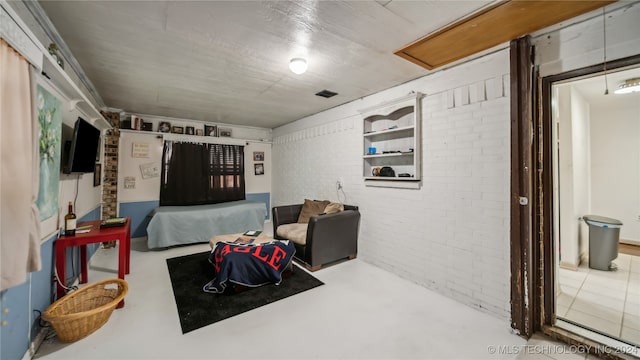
[556,86,591,268]
[37,75,103,239]
[244,141,271,194]
[590,97,640,242]
[118,131,164,202]
[273,49,512,320]
[534,2,640,78]
[534,1,640,251]
[117,115,272,203]
[557,86,578,267]
[570,88,591,262]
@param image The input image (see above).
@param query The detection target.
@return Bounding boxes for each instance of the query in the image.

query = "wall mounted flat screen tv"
[63,117,100,174]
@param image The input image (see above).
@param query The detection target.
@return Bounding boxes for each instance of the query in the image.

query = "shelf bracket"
[69,99,85,112]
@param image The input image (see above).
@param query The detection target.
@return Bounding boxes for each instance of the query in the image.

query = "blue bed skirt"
[146,200,266,249]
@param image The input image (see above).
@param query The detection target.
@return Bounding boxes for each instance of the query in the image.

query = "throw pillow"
[297,199,330,223]
[323,202,344,214]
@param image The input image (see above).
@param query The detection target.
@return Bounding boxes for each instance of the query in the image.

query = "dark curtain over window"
[160,141,245,206]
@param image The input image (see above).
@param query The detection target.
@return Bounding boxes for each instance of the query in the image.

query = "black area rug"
[166,251,324,333]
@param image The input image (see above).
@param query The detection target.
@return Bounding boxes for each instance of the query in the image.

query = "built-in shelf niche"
[359,92,423,189]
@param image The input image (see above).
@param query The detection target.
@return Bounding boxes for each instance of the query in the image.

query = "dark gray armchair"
[272,204,360,271]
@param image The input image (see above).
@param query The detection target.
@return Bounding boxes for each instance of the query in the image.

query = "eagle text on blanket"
[210,243,288,272]
[203,240,295,293]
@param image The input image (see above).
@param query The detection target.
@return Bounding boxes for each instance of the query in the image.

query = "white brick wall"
[273,49,512,321]
[533,2,640,77]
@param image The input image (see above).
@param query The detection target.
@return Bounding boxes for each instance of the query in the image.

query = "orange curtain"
[0,39,41,290]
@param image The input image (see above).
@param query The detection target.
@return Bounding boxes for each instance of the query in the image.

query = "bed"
[146,200,266,249]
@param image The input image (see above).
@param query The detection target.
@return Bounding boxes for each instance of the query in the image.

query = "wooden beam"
[395,0,615,70]
[510,36,534,338]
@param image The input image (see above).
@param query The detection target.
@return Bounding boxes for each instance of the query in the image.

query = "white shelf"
[363,176,418,181]
[363,178,421,189]
[41,58,111,130]
[0,2,111,130]
[360,92,423,189]
[363,152,414,159]
[363,125,414,137]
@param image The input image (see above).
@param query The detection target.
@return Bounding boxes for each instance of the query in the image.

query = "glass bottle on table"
[64,201,76,236]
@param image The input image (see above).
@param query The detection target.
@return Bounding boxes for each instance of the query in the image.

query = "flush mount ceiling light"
[614,78,640,94]
[289,58,307,75]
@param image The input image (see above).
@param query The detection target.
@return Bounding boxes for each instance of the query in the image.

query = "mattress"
[146,200,266,249]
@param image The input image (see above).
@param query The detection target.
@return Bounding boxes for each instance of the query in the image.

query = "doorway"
[545,62,640,352]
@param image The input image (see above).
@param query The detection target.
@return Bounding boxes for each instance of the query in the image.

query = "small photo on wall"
[171,126,184,134]
[253,151,264,161]
[254,163,264,175]
[158,121,171,133]
[185,126,194,135]
[205,125,217,137]
[93,163,101,187]
[196,129,204,136]
[219,128,232,137]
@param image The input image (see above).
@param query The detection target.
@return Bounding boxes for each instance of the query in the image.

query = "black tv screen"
[63,117,100,174]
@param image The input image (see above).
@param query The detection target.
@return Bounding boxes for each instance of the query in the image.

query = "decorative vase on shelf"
[48,43,64,69]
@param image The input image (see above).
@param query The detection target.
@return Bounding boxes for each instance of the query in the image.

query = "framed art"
[196,129,204,136]
[93,163,101,187]
[254,163,264,175]
[36,84,62,221]
[158,121,171,133]
[253,151,264,161]
[132,142,150,158]
[219,128,232,137]
[186,126,194,135]
[171,126,184,134]
[205,125,217,137]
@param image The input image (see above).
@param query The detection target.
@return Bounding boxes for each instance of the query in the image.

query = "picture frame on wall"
[171,126,184,134]
[254,163,264,175]
[158,121,171,133]
[96,137,102,161]
[219,128,232,137]
[185,126,194,135]
[93,163,101,187]
[253,151,264,161]
[205,125,217,137]
[196,129,204,136]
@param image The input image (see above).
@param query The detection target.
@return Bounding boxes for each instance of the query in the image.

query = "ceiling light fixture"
[289,58,307,75]
[614,78,640,94]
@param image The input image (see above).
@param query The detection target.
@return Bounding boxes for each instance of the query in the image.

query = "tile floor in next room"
[34,235,590,360]
[558,253,640,344]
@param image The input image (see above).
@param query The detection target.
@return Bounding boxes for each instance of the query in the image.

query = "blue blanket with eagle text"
[203,240,295,293]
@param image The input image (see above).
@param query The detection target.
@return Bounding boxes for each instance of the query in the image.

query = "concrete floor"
[35,236,530,359]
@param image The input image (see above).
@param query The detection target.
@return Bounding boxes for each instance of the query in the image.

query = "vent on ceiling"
[315,90,338,98]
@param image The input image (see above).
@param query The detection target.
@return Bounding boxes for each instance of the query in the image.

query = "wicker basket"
[43,278,128,342]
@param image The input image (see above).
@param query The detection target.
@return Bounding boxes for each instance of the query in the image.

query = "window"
[160,141,245,206]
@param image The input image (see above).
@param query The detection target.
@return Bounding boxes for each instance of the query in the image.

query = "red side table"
[55,218,131,308]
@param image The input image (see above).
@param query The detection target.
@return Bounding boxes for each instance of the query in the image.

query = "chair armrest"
[272,204,303,239]
[306,210,360,265]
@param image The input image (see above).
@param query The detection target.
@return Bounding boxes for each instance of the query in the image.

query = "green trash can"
[583,215,623,271]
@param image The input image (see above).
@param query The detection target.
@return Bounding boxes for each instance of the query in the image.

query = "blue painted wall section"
[0,206,101,360]
[246,192,270,220]
[0,279,30,360]
[119,200,159,238]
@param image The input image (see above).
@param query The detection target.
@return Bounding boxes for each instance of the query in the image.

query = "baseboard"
[21,327,48,360]
[580,252,588,265]
[559,261,578,271]
[621,238,640,246]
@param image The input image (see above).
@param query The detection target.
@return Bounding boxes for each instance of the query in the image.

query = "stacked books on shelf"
[100,217,127,229]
